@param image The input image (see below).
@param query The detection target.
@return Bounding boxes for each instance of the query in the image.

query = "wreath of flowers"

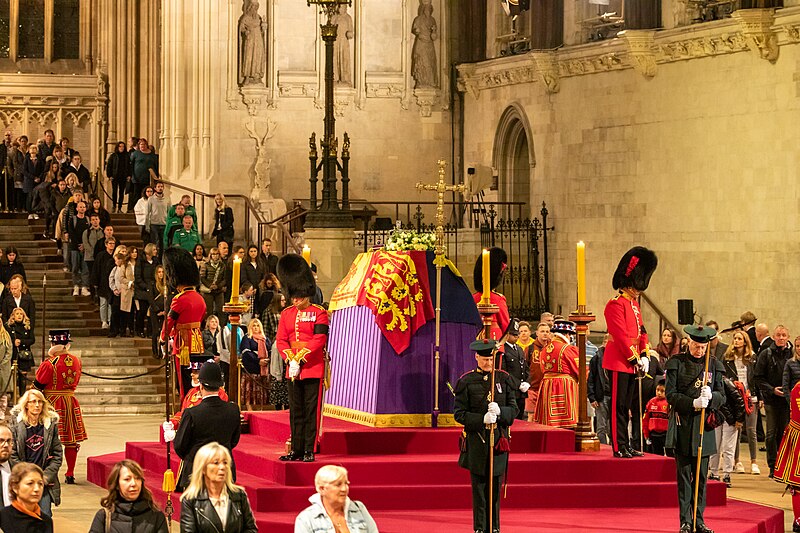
[383,228,436,252]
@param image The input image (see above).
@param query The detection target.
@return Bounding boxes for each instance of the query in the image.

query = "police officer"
[454,339,518,533]
[501,318,531,420]
[665,325,725,533]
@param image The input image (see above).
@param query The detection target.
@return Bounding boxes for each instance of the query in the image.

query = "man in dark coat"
[665,325,725,533]
[500,318,530,420]
[454,339,518,533]
[172,362,241,492]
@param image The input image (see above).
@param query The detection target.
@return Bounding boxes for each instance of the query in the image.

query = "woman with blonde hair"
[180,442,256,533]
[212,193,234,245]
[0,463,53,532]
[7,306,34,394]
[295,465,378,533]
[723,330,760,475]
[111,246,135,337]
[239,318,270,410]
[9,389,63,516]
[88,459,167,532]
[0,318,13,418]
[150,265,167,357]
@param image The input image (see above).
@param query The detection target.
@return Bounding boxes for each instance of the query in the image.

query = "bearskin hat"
[473,247,508,293]
[277,253,316,300]
[163,246,200,290]
[612,246,658,291]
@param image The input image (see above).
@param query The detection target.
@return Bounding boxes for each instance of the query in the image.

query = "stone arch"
[492,103,535,214]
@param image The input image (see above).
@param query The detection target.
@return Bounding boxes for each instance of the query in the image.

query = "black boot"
[279,451,302,461]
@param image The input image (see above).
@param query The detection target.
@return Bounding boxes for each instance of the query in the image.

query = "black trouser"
[111,179,126,210]
[470,472,500,531]
[676,453,708,527]
[219,361,230,391]
[135,298,150,335]
[609,370,636,453]
[128,182,146,211]
[765,402,790,470]
[288,378,321,454]
[150,224,165,259]
[179,365,192,399]
[515,396,526,421]
[649,431,667,456]
[757,409,766,441]
[629,390,647,452]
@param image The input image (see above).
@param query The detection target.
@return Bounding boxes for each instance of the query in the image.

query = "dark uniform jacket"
[754,343,792,406]
[174,395,241,490]
[665,353,725,457]
[500,342,527,399]
[454,368,518,476]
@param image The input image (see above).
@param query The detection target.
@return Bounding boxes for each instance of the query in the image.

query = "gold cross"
[416,160,466,255]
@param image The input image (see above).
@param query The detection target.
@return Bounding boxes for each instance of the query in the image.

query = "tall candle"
[481,249,490,303]
[231,256,242,303]
[302,245,311,266]
[576,241,586,308]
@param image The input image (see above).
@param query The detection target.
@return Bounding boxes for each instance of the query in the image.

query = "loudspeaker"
[677,299,694,325]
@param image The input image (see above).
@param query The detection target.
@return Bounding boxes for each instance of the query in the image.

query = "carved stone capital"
[239,85,274,116]
[783,24,800,43]
[413,87,439,117]
[732,9,779,62]
[621,30,657,79]
[530,51,560,93]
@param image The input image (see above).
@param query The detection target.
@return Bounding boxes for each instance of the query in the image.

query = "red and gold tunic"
[472,291,510,343]
[774,381,800,487]
[276,303,329,380]
[602,290,649,374]
[533,335,579,428]
[34,351,87,445]
[170,386,230,429]
[160,287,206,366]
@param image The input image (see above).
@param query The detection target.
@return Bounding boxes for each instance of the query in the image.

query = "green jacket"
[173,228,201,252]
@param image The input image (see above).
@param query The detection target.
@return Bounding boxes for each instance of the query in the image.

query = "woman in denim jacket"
[294,465,379,533]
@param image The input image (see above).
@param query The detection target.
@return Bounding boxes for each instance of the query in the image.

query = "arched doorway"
[492,104,534,216]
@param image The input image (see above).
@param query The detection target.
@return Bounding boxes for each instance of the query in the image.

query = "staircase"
[0,212,165,415]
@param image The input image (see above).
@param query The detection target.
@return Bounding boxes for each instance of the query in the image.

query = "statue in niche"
[238,0,267,86]
[411,0,438,88]
[331,5,354,86]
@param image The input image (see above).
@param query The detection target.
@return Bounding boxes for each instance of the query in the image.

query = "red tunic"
[472,291,510,343]
[533,335,579,428]
[160,288,206,366]
[602,291,649,374]
[276,303,329,380]
[774,381,800,487]
[642,396,669,438]
[34,351,87,445]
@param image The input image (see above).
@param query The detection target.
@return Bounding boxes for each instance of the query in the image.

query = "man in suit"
[705,321,728,359]
[500,318,530,420]
[0,423,12,507]
[172,362,241,492]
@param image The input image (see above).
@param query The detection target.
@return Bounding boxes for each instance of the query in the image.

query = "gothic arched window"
[0,0,81,64]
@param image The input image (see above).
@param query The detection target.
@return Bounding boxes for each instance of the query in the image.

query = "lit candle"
[302,245,311,266]
[231,256,242,303]
[576,241,586,308]
[481,249,490,304]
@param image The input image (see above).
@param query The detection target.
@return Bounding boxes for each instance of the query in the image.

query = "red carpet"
[87,412,783,532]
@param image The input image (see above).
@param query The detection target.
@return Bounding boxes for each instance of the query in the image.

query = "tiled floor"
[54,415,793,532]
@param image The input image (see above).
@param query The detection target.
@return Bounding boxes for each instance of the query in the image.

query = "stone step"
[76,384,166,395]
[77,393,165,406]
[81,404,165,415]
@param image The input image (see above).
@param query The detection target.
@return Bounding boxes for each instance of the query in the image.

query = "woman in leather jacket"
[180,442,257,533]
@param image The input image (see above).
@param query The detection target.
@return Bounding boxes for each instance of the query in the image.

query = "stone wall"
[460,8,800,335]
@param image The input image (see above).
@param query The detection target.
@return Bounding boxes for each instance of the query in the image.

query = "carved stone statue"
[238,0,267,86]
[244,118,276,201]
[411,0,438,88]
[331,5,354,86]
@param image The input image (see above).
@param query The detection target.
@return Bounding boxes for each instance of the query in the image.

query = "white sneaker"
[751,463,761,475]
[80,287,91,296]
[735,462,745,474]
[27,214,34,220]
[101,322,109,329]
[72,285,79,296]
[33,214,39,219]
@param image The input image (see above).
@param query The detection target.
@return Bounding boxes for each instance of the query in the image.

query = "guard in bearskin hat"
[159,246,207,398]
[472,247,510,343]
[34,329,87,484]
[276,253,329,462]
[603,246,658,458]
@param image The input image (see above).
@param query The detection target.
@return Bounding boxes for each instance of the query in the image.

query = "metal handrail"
[640,293,681,338]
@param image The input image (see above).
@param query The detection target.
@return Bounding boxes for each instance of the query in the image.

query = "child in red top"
[643,382,669,456]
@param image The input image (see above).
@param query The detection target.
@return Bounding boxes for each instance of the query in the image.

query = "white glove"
[162,421,176,443]
[646,439,652,446]
[638,357,650,374]
[487,402,501,416]
[483,412,497,425]
[700,386,712,400]
[693,396,709,409]
[519,382,530,393]
[288,361,300,378]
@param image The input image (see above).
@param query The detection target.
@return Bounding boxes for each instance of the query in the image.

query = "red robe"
[34,351,87,445]
[472,291,510,343]
[276,303,329,380]
[774,381,800,487]
[160,287,206,366]
[603,291,649,374]
[533,335,579,428]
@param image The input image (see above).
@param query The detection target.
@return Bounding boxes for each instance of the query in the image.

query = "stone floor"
[54,415,793,531]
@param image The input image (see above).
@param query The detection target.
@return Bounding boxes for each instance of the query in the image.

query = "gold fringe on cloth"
[323,404,458,428]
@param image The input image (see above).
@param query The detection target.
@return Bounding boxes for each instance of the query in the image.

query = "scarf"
[12,500,42,520]
[252,333,269,376]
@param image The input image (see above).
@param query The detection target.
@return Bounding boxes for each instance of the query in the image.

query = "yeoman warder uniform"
[454,339,518,533]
